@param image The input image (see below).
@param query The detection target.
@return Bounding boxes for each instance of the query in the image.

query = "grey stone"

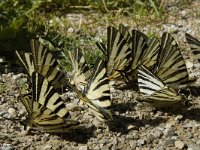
[196,140,200,145]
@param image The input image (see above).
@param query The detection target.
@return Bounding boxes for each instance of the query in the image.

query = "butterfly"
[153,32,193,89]
[19,72,79,133]
[96,25,132,80]
[125,29,160,82]
[68,59,113,122]
[137,65,185,107]
[16,39,67,93]
[67,49,90,91]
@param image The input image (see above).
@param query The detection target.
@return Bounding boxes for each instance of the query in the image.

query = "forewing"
[154,32,190,87]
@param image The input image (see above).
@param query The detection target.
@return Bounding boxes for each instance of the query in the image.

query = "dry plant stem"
[102,0,109,12]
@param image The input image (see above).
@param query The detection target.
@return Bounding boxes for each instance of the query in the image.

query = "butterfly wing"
[154,32,191,88]
[131,29,148,70]
[31,39,66,90]
[83,60,112,122]
[138,65,183,106]
[19,72,79,133]
[68,49,90,91]
[15,51,35,76]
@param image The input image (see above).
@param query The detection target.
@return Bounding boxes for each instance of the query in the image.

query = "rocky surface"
[1,1,200,150]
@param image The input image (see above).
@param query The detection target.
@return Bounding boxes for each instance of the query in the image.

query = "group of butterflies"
[14,23,200,134]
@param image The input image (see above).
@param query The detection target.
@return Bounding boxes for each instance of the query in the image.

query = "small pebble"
[7,108,16,118]
[183,123,193,128]
[67,27,74,33]
[129,140,136,149]
[164,139,174,147]
[137,139,145,146]
[92,118,101,127]
[175,115,183,121]
[1,143,14,150]
[196,140,200,145]
[164,128,175,137]
[188,144,200,150]
[175,140,185,149]
[44,144,52,150]
[79,145,88,150]
[127,124,136,130]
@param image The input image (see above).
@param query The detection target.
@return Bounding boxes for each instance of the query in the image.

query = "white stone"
[79,145,88,150]
[8,108,16,118]
[175,140,185,149]
[68,27,74,33]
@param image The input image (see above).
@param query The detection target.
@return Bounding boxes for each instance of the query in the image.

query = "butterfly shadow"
[108,114,167,134]
[59,126,96,143]
[112,101,138,114]
[155,105,200,122]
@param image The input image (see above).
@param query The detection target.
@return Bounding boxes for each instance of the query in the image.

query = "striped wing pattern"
[138,65,183,106]
[131,29,148,70]
[32,72,69,118]
[185,33,200,61]
[126,30,159,81]
[68,49,90,91]
[141,37,160,69]
[20,88,78,133]
[154,32,190,88]
[118,24,132,45]
[107,26,131,73]
[31,39,66,90]
[15,51,35,76]
[83,60,112,121]
[16,39,67,92]
[96,26,131,80]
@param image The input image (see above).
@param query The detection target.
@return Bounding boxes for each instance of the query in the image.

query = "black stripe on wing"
[20,98,79,133]
[118,24,132,45]
[154,32,190,88]
[31,72,69,118]
[185,33,200,61]
[84,60,111,109]
[96,42,107,56]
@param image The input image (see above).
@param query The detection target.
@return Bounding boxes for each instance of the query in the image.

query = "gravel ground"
[1,1,200,150]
